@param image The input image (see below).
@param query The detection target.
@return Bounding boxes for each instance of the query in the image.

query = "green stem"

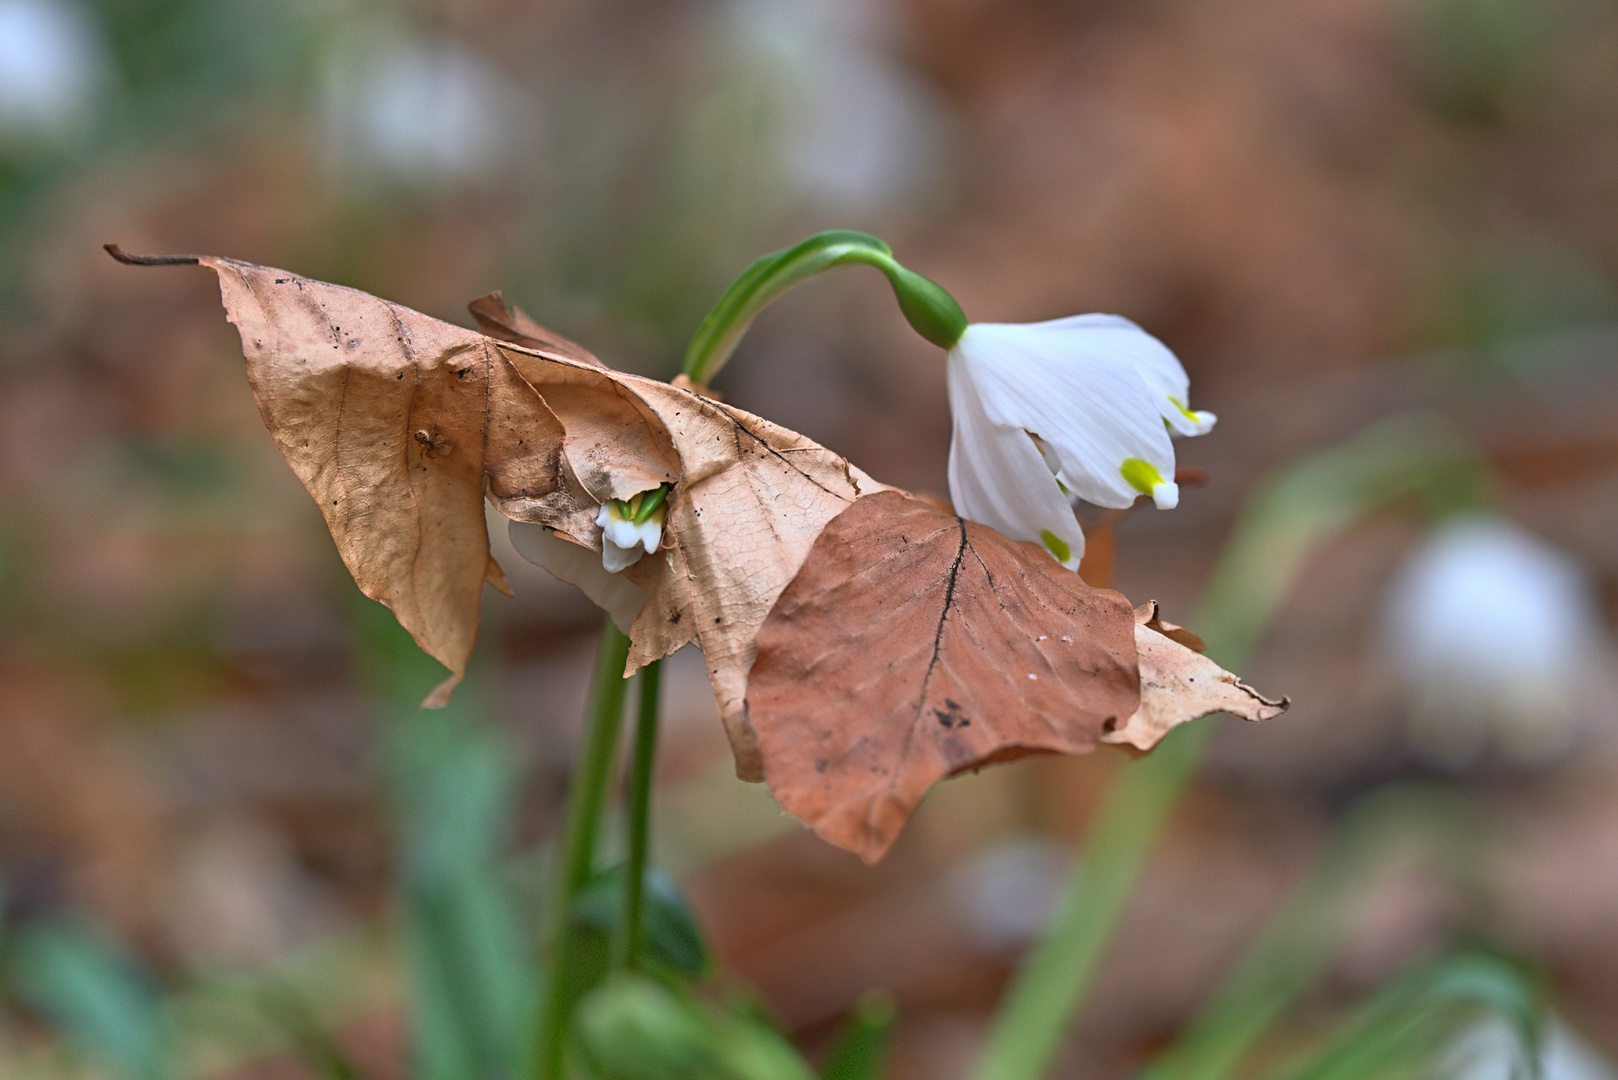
[970,722,1216,1080]
[614,658,663,970]
[968,415,1488,1080]
[682,230,966,387]
[530,619,632,1080]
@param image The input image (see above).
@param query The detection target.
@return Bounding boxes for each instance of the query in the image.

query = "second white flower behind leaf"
[945,314,1214,569]
[596,487,668,573]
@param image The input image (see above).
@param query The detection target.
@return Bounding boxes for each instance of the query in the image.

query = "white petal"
[601,538,643,572]
[508,520,649,633]
[952,323,1173,509]
[632,516,663,554]
[1168,406,1217,438]
[947,367,1086,570]
[597,502,645,552]
[1032,314,1215,438]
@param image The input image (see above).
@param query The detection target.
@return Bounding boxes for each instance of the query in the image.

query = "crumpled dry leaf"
[1134,598,1206,653]
[108,248,883,776]
[482,348,886,777]
[1101,601,1288,752]
[746,491,1142,864]
[103,249,572,707]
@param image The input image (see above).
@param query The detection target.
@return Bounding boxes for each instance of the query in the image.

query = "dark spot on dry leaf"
[933,699,969,729]
[747,491,1140,863]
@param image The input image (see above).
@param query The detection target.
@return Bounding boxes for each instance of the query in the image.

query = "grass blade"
[970,417,1488,1080]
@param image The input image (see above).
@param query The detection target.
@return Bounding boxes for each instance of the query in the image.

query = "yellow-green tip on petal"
[1120,458,1179,510]
[1167,396,1217,436]
[1039,529,1072,567]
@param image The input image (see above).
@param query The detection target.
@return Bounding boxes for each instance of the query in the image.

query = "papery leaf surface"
[200,256,568,706]
[467,289,604,365]
[490,346,885,775]
[745,490,1142,863]
[1104,601,1288,753]
[163,254,881,776]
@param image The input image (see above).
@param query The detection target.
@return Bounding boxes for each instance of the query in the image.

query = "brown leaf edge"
[106,246,879,761]
[747,491,1141,863]
[1101,601,1288,753]
[468,290,605,367]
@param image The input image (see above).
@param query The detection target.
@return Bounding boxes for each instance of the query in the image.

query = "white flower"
[1443,1016,1615,1080]
[506,487,668,631]
[1380,515,1610,768]
[946,314,1215,569]
[507,522,649,634]
[0,0,111,144]
[596,492,666,573]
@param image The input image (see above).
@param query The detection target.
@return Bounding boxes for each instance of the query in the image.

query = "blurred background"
[1,0,1616,1077]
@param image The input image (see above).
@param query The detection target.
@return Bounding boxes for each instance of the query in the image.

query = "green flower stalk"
[680,230,966,387]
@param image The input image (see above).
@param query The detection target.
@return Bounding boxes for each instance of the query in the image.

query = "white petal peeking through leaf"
[596,486,669,573]
[508,521,649,634]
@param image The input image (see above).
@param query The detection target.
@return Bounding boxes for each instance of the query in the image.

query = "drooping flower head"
[687,231,1214,573]
[947,315,1214,569]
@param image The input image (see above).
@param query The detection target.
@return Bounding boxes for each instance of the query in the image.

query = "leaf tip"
[1238,683,1289,720]
[103,244,201,267]
[420,673,461,709]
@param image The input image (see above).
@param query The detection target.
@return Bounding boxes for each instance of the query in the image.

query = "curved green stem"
[968,416,1489,1080]
[614,658,663,970]
[530,619,632,1080]
[681,230,966,387]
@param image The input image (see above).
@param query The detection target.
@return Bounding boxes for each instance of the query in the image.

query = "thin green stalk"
[969,416,1489,1080]
[682,230,965,387]
[1141,786,1485,1080]
[971,721,1216,1080]
[614,658,664,970]
[821,991,898,1080]
[530,619,633,1080]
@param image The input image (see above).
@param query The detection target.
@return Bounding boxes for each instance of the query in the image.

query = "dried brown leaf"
[1102,602,1288,752]
[113,250,882,773]
[746,491,1141,863]
[467,290,603,366]
[194,255,565,706]
[543,369,886,777]
[1132,598,1206,653]
[488,350,885,776]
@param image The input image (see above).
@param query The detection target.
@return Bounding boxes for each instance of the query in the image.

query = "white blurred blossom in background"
[944,836,1070,954]
[1443,1017,1617,1080]
[318,24,532,190]
[724,0,950,215]
[1381,515,1613,768]
[0,0,110,146]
